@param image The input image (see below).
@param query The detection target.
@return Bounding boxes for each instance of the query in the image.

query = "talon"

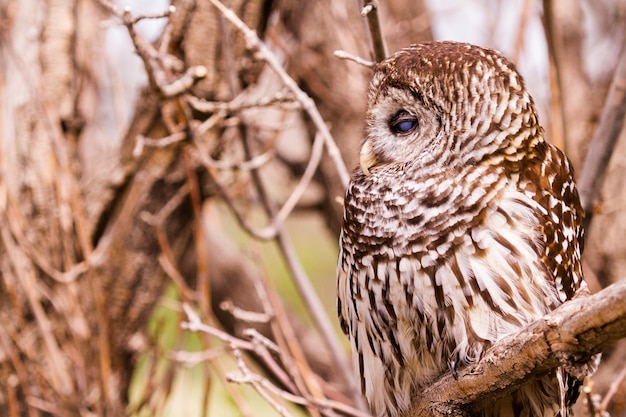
[448,359,458,380]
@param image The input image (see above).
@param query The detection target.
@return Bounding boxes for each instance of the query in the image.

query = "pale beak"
[359,140,378,176]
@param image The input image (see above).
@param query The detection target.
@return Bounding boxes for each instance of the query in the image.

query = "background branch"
[361,0,388,62]
[578,45,626,232]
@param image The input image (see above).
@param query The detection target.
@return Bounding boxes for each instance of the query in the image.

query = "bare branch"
[206,0,350,189]
[361,0,388,62]
[511,0,533,64]
[541,0,566,152]
[599,361,626,411]
[578,46,626,232]
[197,129,324,240]
[96,1,176,24]
[333,50,375,68]
[227,357,371,417]
[221,301,273,324]
[156,65,208,97]
[193,4,362,406]
[180,303,370,417]
[133,132,187,157]
[406,280,626,417]
[96,1,206,97]
[188,91,301,114]
[0,228,74,395]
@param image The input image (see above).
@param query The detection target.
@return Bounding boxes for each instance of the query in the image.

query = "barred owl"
[337,41,590,417]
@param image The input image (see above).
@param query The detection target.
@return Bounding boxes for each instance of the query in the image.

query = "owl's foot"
[448,359,459,380]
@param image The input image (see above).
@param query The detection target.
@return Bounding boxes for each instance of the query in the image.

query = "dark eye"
[389,110,418,134]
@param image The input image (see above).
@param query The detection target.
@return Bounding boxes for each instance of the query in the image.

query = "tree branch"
[361,0,388,62]
[406,280,626,417]
[206,0,350,189]
[578,45,626,232]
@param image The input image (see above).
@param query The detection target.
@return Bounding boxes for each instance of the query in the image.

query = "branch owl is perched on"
[337,41,589,416]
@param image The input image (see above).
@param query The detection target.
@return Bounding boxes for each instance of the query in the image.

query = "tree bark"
[406,280,626,417]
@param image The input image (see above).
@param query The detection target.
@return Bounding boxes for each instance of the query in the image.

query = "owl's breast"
[342,164,510,260]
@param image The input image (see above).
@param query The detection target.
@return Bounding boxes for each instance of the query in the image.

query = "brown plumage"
[337,41,589,417]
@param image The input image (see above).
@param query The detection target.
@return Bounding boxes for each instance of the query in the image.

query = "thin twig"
[181,303,323,413]
[599,361,626,411]
[181,251,368,415]
[182,303,255,350]
[193,132,275,171]
[188,91,300,114]
[157,65,208,97]
[227,349,371,417]
[98,1,176,24]
[231,348,298,417]
[273,132,325,226]
[220,301,273,324]
[255,267,328,413]
[204,2,363,408]
[240,119,363,410]
[201,130,324,240]
[133,131,187,157]
[0,228,74,396]
[4,211,87,282]
[0,328,37,417]
[190,110,274,171]
[207,0,350,189]
[511,0,533,64]
[167,347,226,366]
[96,1,206,97]
[157,253,197,302]
[245,329,302,396]
[333,49,375,68]
[205,168,273,239]
[211,354,259,417]
[1,26,114,405]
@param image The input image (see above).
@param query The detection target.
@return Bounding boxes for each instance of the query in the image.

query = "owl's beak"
[359,141,378,176]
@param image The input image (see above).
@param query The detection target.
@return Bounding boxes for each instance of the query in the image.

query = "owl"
[337,41,590,417]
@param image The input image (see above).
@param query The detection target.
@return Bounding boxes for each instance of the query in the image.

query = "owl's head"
[360,41,542,176]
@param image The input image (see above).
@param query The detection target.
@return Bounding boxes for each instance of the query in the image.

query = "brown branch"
[206,0,350,189]
[600,362,626,411]
[203,2,363,409]
[361,0,388,62]
[97,1,206,97]
[578,45,626,232]
[406,280,626,417]
[188,91,300,114]
[181,303,371,417]
[511,0,533,64]
[541,0,566,152]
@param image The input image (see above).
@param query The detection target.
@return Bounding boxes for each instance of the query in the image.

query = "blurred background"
[0,0,625,416]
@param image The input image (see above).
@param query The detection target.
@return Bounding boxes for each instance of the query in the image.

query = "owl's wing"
[520,141,585,303]
[521,141,589,413]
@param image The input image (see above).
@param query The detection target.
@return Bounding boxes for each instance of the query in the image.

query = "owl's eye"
[389,110,419,134]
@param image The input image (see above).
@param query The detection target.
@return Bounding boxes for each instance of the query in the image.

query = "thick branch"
[407,280,626,417]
